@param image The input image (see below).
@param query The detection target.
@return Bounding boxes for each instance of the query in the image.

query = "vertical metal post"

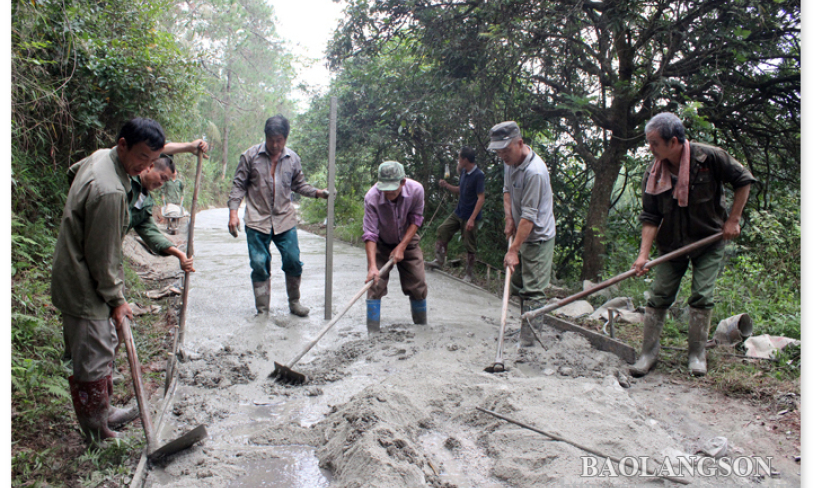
[325,97,337,320]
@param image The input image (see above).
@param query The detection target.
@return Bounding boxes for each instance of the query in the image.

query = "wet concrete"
[141,208,800,487]
[143,208,511,487]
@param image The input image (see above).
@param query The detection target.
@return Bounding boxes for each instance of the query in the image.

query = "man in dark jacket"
[630,112,755,377]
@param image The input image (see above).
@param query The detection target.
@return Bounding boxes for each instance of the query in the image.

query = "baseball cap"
[488,121,521,150]
[377,161,406,191]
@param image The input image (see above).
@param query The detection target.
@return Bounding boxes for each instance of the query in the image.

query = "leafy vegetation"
[11,0,800,484]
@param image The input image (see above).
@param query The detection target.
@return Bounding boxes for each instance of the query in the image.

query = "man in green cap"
[362,161,428,332]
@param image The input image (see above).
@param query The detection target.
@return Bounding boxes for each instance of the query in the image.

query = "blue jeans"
[246,227,303,283]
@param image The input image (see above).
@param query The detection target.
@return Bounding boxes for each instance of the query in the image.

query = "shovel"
[485,237,513,373]
[521,232,724,324]
[270,259,396,384]
[121,318,207,461]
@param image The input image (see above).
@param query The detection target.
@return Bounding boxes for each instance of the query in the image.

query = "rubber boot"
[367,299,381,334]
[253,280,270,314]
[629,307,667,377]
[688,307,712,377]
[410,299,427,325]
[425,241,446,270]
[286,275,310,317]
[519,298,535,347]
[462,253,476,283]
[105,375,139,429]
[69,376,122,443]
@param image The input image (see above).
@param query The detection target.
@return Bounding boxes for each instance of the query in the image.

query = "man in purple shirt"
[362,161,428,333]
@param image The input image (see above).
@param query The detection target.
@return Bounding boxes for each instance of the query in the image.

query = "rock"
[549,299,593,318]
[559,367,574,377]
[583,280,618,300]
[543,368,555,376]
[697,437,729,459]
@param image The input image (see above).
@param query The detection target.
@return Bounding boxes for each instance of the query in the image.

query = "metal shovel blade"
[484,362,507,373]
[269,361,307,385]
[147,424,208,462]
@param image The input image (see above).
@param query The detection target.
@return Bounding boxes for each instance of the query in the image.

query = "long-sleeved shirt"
[503,149,556,242]
[640,142,756,254]
[52,148,131,319]
[161,177,184,205]
[228,144,320,235]
[362,179,425,245]
[128,176,173,255]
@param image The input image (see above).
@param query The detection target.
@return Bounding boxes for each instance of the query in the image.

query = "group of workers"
[50,111,754,445]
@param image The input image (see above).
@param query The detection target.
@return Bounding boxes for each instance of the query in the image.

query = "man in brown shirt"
[630,113,755,378]
[228,115,328,316]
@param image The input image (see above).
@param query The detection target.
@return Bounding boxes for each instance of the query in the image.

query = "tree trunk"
[580,144,626,281]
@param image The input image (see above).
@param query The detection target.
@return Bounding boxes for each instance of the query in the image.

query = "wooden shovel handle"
[121,319,155,450]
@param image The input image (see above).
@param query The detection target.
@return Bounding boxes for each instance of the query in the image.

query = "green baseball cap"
[377,161,406,191]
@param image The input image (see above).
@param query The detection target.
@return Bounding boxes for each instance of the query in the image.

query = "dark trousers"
[367,236,428,301]
[246,226,303,282]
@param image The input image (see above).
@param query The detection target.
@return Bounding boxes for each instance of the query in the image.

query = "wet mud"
[141,208,799,487]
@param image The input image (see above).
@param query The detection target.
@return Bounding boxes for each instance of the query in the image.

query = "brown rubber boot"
[69,376,122,443]
[688,307,712,377]
[629,307,667,377]
[105,375,139,429]
[286,275,310,317]
[253,280,270,314]
[462,253,476,282]
[425,241,447,270]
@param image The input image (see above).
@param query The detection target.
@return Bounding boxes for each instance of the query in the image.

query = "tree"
[172,0,297,183]
[329,0,800,280]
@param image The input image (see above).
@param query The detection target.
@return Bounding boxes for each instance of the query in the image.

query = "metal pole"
[325,96,337,319]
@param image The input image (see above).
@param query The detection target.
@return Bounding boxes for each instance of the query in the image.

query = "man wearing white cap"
[489,121,556,347]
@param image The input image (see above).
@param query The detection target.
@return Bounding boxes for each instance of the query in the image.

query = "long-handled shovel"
[485,237,513,373]
[122,318,207,461]
[271,259,396,385]
[165,151,204,394]
[521,232,724,324]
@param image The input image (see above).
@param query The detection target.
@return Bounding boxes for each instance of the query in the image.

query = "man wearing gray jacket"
[228,115,329,316]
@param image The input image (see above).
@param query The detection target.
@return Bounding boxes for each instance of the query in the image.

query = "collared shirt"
[503,148,556,242]
[128,176,173,255]
[454,165,485,221]
[68,157,174,256]
[52,148,132,319]
[640,142,756,254]
[362,179,425,245]
[161,177,184,205]
[228,144,320,235]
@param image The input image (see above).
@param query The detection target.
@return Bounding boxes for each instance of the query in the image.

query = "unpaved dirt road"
[140,208,800,487]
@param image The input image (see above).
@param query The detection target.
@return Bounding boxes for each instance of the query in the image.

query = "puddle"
[227,446,332,487]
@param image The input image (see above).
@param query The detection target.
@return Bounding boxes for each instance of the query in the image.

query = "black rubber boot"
[105,375,139,429]
[286,275,310,317]
[629,307,667,377]
[463,253,476,282]
[253,280,270,314]
[688,308,712,377]
[425,241,446,270]
[519,298,535,347]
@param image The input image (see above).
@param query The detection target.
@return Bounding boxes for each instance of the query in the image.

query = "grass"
[11,221,178,487]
